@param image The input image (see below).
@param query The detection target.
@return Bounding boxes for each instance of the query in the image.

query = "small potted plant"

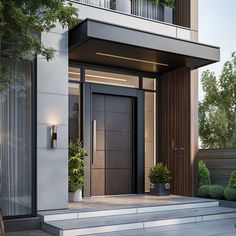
[148,162,171,196]
[68,140,87,202]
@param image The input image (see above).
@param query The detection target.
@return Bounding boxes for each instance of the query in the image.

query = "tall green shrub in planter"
[68,140,87,202]
[198,160,211,187]
[224,170,236,201]
[148,163,171,196]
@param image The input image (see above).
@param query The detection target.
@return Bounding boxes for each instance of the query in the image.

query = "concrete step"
[41,206,236,236]
[39,200,219,222]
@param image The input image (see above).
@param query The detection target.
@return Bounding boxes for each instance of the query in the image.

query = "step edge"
[45,212,236,236]
[45,211,236,231]
[42,201,220,222]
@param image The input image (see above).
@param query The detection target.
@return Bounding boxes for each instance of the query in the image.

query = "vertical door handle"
[92,120,96,165]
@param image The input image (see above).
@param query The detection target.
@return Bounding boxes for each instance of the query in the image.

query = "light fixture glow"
[51,125,58,149]
[96,52,169,67]
[68,71,81,76]
[69,71,128,82]
[87,80,136,88]
[86,74,127,82]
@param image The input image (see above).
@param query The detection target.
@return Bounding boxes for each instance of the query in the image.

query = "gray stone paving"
[6,229,52,236]
[93,218,236,236]
[67,195,216,212]
[6,218,236,236]
[45,206,236,230]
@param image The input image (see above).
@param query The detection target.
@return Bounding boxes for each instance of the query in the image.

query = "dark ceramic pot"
[149,183,170,196]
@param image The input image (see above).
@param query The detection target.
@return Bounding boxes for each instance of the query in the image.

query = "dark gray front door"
[91,94,134,196]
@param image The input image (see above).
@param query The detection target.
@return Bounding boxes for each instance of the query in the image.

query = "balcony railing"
[76,0,173,23]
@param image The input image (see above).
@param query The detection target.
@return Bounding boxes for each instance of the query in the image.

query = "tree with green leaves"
[0,0,78,90]
[199,52,236,148]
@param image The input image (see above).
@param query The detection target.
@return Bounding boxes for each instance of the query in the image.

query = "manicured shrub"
[148,163,171,184]
[227,170,236,188]
[209,185,224,199]
[224,187,236,201]
[198,160,211,187]
[198,185,210,198]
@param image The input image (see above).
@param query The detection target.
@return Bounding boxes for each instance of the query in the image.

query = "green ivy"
[150,0,176,8]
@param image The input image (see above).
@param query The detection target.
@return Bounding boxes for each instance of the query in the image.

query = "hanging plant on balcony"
[150,0,176,8]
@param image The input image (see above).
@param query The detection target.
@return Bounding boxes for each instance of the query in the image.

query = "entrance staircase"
[39,198,236,236]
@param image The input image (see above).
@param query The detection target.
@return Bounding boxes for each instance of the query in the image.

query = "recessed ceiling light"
[68,72,80,75]
[96,52,169,67]
[86,74,127,82]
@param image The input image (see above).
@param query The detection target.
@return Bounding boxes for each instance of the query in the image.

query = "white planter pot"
[116,0,131,14]
[69,189,82,202]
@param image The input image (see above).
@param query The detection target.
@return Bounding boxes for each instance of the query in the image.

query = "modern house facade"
[0,0,220,220]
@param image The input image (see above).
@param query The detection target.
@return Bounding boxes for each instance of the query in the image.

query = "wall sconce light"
[51,125,58,148]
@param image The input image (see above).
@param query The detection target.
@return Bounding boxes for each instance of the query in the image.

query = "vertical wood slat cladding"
[160,68,193,196]
[198,149,236,186]
[174,0,191,28]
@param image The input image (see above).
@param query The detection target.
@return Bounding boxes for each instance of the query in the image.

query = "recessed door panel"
[91,94,134,195]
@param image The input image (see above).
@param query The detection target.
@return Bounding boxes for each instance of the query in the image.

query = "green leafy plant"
[0,0,79,91]
[224,188,236,201]
[198,185,210,198]
[199,52,236,148]
[227,170,236,188]
[148,163,171,184]
[209,185,224,199]
[198,160,211,187]
[224,170,236,201]
[68,140,87,192]
[150,0,175,8]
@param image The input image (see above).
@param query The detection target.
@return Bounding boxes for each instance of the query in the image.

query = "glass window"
[69,83,81,141]
[0,58,33,216]
[143,77,157,90]
[144,92,157,192]
[69,67,80,81]
[85,69,139,88]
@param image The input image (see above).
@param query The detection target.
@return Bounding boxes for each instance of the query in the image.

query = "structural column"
[37,25,69,210]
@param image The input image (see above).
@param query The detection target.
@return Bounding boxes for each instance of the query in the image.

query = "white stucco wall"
[37,24,68,211]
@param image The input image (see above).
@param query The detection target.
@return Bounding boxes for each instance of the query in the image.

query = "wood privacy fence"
[198,149,236,186]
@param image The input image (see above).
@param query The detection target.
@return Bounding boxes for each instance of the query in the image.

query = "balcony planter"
[164,6,173,23]
[131,0,163,20]
[116,0,131,14]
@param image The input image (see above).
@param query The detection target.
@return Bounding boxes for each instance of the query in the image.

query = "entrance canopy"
[69,19,220,73]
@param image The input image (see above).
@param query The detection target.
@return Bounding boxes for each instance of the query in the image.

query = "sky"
[198,0,236,101]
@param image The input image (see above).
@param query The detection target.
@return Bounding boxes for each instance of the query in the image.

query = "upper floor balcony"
[75,0,173,23]
[71,0,195,42]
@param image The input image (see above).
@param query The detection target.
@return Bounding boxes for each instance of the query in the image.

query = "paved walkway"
[67,195,216,212]
[6,218,236,236]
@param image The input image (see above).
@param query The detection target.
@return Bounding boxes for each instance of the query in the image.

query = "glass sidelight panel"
[0,59,33,216]
[68,67,80,82]
[143,77,156,91]
[85,69,139,88]
[144,92,156,192]
[69,83,81,141]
